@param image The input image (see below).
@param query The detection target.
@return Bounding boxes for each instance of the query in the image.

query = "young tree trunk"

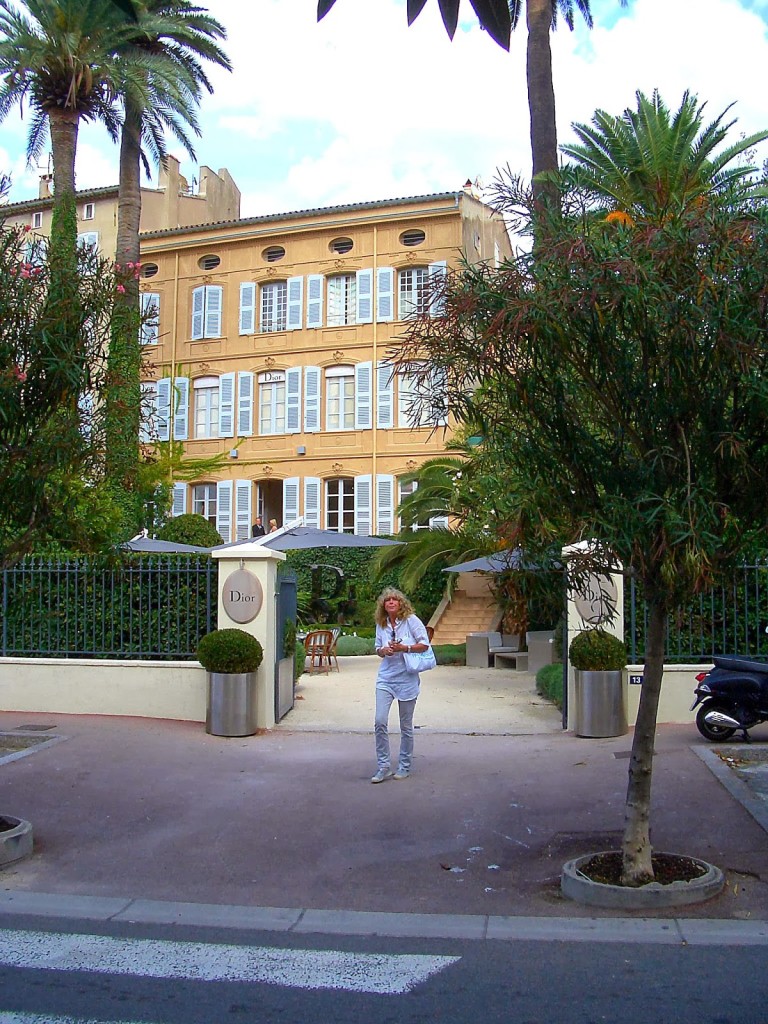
[525,0,558,203]
[621,596,667,885]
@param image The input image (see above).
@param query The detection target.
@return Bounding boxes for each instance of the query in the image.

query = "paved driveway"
[279,656,563,735]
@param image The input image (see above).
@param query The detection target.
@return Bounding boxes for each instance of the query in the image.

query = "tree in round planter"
[569,628,627,738]
[196,629,264,737]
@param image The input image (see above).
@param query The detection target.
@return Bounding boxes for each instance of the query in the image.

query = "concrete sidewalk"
[1,658,767,933]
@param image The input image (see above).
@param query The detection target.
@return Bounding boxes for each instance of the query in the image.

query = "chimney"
[39,173,53,199]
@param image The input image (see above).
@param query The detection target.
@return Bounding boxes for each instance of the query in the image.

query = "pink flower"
[116,284,126,294]
[13,366,26,382]
[23,224,31,232]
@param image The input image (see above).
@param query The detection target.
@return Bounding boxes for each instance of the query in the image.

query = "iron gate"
[275,572,297,721]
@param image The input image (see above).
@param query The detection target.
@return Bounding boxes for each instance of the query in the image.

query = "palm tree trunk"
[116,99,143,276]
[620,595,667,885]
[47,109,80,262]
[105,100,144,535]
[526,0,559,208]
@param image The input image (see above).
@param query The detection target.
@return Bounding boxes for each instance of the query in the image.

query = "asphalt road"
[0,915,766,1024]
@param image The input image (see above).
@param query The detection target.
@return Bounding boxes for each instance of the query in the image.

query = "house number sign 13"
[222,568,263,624]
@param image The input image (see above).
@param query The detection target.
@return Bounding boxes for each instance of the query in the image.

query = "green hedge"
[536,662,564,709]
[434,643,466,665]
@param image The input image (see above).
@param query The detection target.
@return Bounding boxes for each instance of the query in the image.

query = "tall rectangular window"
[260,281,288,332]
[83,202,95,221]
[327,274,357,326]
[192,483,217,525]
[326,478,354,533]
[259,371,286,435]
[194,377,220,439]
[32,211,42,229]
[326,366,354,431]
[398,267,429,319]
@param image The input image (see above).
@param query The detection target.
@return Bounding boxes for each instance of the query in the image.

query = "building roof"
[2,184,119,213]
[139,191,467,241]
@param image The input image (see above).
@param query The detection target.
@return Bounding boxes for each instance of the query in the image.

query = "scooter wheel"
[696,702,737,742]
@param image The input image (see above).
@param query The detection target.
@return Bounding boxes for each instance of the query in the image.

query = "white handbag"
[403,646,437,672]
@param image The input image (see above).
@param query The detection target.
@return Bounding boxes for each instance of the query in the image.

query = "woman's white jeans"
[375,689,417,772]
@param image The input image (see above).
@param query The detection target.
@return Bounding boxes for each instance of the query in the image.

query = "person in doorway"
[251,517,266,537]
[268,519,279,532]
[371,587,429,783]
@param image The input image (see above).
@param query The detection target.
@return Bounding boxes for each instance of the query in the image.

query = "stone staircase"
[429,588,499,646]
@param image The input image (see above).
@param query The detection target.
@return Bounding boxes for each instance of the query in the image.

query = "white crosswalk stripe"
[0,1016,145,1024]
[0,928,460,995]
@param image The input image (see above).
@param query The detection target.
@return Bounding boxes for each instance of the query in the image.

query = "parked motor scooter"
[692,655,768,741]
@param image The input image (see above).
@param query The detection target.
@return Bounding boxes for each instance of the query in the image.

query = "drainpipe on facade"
[371,223,378,534]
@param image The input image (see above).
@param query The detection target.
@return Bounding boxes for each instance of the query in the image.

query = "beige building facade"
[139,188,511,541]
[3,156,240,257]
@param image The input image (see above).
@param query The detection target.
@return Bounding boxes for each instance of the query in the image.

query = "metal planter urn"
[197,629,264,737]
[569,628,628,738]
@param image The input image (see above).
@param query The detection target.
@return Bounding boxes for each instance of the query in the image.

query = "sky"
[2,0,768,219]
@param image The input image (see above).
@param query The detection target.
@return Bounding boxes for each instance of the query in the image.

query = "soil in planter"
[581,852,708,886]
[0,817,19,834]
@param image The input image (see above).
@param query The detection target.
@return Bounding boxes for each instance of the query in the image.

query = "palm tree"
[560,89,768,225]
[0,0,143,250]
[114,1,231,273]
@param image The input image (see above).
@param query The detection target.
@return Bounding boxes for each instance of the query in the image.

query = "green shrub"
[295,639,306,681]
[568,628,626,670]
[434,643,466,665]
[197,629,264,673]
[157,513,221,548]
[335,634,376,656]
[536,663,563,708]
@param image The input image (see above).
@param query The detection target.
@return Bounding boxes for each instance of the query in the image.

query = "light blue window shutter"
[239,282,256,334]
[172,482,187,517]
[156,377,171,442]
[237,371,254,436]
[219,372,235,438]
[376,474,395,535]
[172,376,189,440]
[376,360,394,428]
[304,366,321,433]
[287,276,303,330]
[431,367,448,426]
[216,481,233,542]
[356,269,373,324]
[430,514,449,530]
[286,366,302,433]
[205,285,223,337]
[283,477,300,524]
[139,382,155,442]
[429,261,447,316]
[376,267,394,322]
[235,480,252,541]
[304,477,321,529]
[354,475,372,536]
[306,274,324,328]
[355,361,372,429]
[191,286,205,340]
[140,292,160,345]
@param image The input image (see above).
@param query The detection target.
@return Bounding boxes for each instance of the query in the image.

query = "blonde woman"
[371,587,430,783]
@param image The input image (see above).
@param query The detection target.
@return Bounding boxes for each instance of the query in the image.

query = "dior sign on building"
[222,568,264,624]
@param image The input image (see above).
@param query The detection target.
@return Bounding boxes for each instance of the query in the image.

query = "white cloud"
[2,0,767,213]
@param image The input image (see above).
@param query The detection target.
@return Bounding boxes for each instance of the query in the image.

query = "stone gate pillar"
[562,541,624,731]
[211,542,286,730]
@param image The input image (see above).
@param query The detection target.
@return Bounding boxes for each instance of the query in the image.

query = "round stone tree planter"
[0,815,33,869]
[561,852,725,909]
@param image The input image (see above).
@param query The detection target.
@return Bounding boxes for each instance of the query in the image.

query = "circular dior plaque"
[574,574,618,625]
[222,568,263,624]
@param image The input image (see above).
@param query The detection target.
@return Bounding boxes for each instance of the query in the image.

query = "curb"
[1,891,766,945]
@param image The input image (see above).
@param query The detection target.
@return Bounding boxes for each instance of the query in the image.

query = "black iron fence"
[626,562,768,663]
[1,555,217,660]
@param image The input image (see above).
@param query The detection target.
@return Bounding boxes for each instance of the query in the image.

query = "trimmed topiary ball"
[197,629,264,674]
[158,513,222,548]
[568,628,626,671]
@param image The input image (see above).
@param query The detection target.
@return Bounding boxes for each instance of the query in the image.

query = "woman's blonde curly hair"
[374,587,415,627]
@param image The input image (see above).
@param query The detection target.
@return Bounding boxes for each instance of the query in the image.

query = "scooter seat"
[712,655,768,675]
